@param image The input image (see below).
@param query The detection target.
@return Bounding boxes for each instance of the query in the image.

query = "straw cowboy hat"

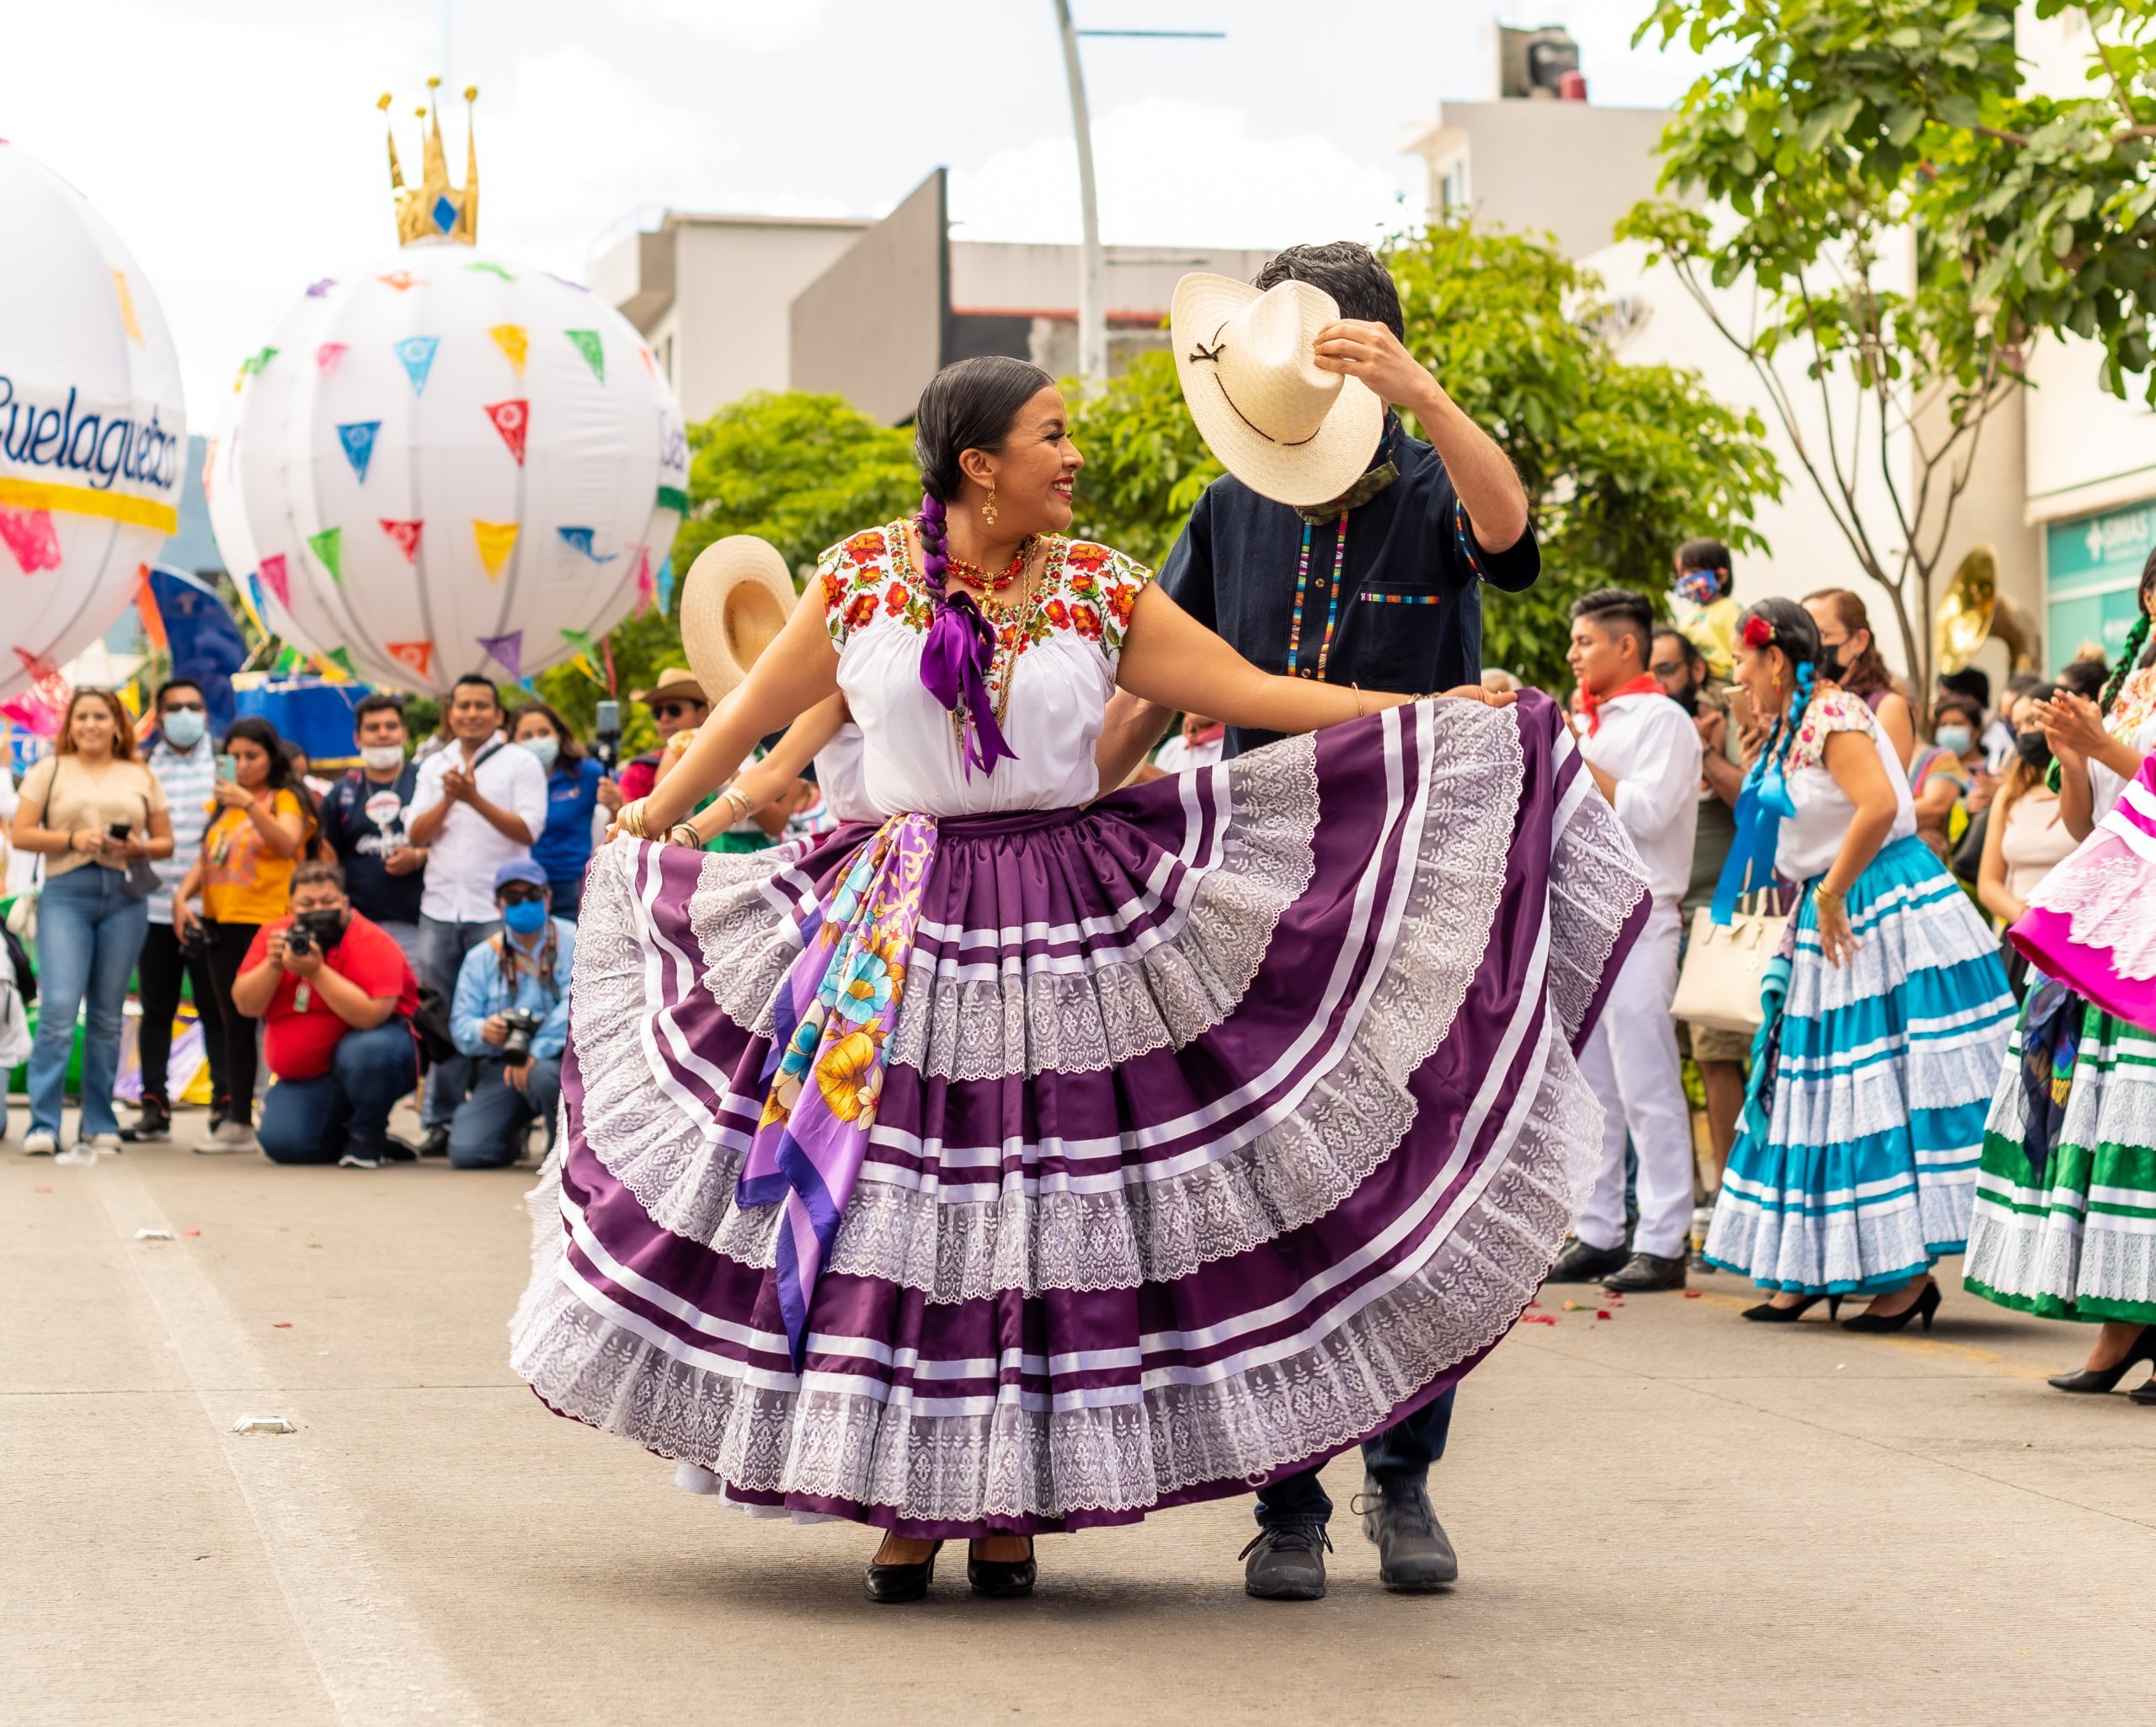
[1170,274,1385,509]
[675,534,798,701]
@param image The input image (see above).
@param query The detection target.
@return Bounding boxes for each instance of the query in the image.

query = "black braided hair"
[1736,596,1824,772]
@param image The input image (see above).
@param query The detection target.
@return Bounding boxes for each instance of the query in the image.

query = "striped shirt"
[146,736,219,925]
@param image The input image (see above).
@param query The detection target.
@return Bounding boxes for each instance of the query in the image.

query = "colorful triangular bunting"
[633,546,654,617]
[306,277,337,298]
[112,270,144,344]
[316,342,346,371]
[385,640,435,681]
[556,525,615,562]
[0,506,63,576]
[258,552,291,608]
[477,630,524,680]
[657,484,688,514]
[326,647,356,679]
[483,399,529,465]
[655,552,675,616]
[465,260,516,281]
[380,519,424,562]
[472,520,519,578]
[377,270,420,291]
[488,323,528,379]
[307,525,344,584]
[394,335,441,395]
[564,329,604,382]
[336,421,381,483]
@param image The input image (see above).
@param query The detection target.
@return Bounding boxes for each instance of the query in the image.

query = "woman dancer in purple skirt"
[510,354,1649,1602]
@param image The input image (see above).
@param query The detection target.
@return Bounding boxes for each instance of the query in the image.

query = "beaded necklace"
[947,536,1037,593]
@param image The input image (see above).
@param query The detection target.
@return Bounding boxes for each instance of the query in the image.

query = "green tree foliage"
[533,391,919,748]
[1620,0,2156,689]
[1066,221,1781,693]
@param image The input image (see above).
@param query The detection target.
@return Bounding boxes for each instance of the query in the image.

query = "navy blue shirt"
[1162,422,1540,760]
[531,755,603,883]
[318,764,425,926]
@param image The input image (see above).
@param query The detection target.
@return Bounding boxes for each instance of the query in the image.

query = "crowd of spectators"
[0,664,785,1170]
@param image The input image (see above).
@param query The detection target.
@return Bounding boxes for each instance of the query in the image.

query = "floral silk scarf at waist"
[739,811,937,1371]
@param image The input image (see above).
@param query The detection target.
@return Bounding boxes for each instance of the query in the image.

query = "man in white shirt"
[406,674,549,1155]
[1552,588,1705,1293]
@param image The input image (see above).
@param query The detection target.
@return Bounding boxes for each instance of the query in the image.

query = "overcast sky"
[4,0,1707,419]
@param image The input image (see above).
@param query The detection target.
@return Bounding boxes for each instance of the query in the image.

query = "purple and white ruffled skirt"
[510,692,1646,1538]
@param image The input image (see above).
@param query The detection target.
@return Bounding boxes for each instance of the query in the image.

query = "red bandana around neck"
[1581,672,1664,736]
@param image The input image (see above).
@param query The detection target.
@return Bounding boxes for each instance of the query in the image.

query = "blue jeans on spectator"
[258,1022,419,1165]
[1253,1388,1455,1528]
[416,915,500,1127]
[29,865,149,1140]
[547,876,584,922]
[448,1055,561,1169]
[376,919,424,976]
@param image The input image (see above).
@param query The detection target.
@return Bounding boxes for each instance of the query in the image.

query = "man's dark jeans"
[258,1022,419,1164]
[136,919,229,1115]
[1253,1387,1455,1527]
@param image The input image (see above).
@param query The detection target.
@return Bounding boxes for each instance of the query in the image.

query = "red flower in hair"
[1741,615,1776,649]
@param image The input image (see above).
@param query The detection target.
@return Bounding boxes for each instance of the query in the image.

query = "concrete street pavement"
[8,1123,2154,1727]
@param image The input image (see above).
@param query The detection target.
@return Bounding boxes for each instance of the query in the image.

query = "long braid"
[916,490,950,607]
[2045,608,2149,792]
[2100,610,2151,718]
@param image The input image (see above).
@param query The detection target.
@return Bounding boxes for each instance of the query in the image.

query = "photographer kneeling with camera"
[231,859,422,1170]
[446,860,574,1170]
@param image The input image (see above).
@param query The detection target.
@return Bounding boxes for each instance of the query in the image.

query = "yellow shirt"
[1674,593,1740,680]
[200,788,307,925]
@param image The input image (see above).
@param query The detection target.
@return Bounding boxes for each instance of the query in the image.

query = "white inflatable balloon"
[0,141,186,706]
[211,242,686,694]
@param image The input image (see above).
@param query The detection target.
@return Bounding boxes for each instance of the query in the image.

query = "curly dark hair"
[1253,243,1404,338]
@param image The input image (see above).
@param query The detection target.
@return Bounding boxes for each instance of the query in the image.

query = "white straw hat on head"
[678,535,798,700]
[1170,273,1385,509]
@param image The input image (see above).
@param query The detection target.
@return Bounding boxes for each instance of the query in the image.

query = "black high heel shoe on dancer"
[1741,1293,1844,1324]
[863,1539,943,1603]
[966,1538,1038,1598]
[1839,1278,1942,1334]
[2049,1324,2156,1394]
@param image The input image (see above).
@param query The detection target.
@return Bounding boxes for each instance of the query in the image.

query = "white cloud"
[950,98,1419,252]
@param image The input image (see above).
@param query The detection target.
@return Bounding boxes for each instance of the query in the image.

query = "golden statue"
[378,78,479,247]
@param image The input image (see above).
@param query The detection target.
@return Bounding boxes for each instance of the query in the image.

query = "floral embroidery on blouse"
[2107,667,2156,745]
[815,521,1152,660]
[1784,685,1880,775]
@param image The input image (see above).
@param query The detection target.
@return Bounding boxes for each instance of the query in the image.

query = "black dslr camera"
[499,1008,544,1062]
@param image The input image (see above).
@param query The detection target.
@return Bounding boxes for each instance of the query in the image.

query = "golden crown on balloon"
[377,77,479,247]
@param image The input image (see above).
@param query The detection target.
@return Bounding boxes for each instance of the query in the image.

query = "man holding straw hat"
[1101,240,1540,1605]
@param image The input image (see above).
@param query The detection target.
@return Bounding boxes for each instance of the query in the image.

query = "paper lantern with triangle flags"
[0,141,187,709]
[207,81,686,696]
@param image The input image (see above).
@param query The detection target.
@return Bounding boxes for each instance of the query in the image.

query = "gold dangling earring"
[982,481,997,528]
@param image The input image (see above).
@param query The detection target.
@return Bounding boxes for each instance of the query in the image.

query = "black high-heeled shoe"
[863,1539,942,1603]
[2051,1325,2156,1393]
[1741,1292,1844,1324]
[2126,1373,2156,1405]
[1839,1280,1942,1334]
[966,1538,1038,1598]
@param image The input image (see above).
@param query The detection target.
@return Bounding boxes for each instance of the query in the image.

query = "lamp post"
[1051,8,1225,391]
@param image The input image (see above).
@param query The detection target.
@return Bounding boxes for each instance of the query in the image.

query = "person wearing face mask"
[445,860,573,1170]
[1909,692,1987,861]
[1803,588,1917,769]
[131,679,230,1144]
[1668,538,1740,679]
[234,859,421,1170]
[317,695,428,971]
[508,701,621,921]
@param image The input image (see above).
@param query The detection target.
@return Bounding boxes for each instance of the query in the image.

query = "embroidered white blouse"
[1773,687,1917,884]
[815,522,1151,819]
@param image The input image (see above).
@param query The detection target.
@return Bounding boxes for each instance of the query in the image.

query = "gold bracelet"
[1352,682,1366,719]
[715,786,752,825]
[615,797,651,840]
[666,823,704,850]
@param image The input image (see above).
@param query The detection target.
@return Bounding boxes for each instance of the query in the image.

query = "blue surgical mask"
[162,709,206,749]
[1935,723,1974,757]
[519,736,560,771]
[502,899,549,936]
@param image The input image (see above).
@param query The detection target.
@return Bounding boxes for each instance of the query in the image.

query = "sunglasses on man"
[653,701,706,722]
[497,885,548,907]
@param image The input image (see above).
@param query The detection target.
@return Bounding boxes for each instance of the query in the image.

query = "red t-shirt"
[242,912,421,1081]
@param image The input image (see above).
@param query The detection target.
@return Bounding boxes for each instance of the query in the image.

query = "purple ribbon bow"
[918,565,1021,776]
